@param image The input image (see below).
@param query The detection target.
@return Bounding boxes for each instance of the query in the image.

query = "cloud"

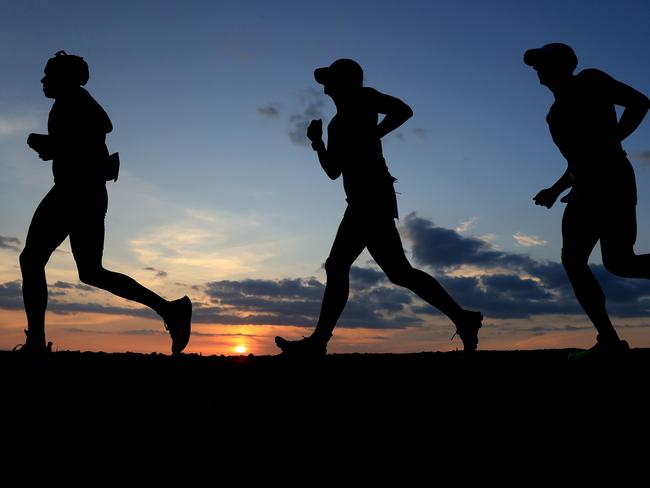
[60,328,265,338]
[62,327,113,335]
[0,114,40,136]
[496,323,591,334]
[127,208,277,282]
[258,105,279,118]
[455,217,478,234]
[143,266,168,278]
[619,323,650,329]
[636,151,650,168]
[0,236,21,252]
[402,212,650,318]
[288,88,327,146]
[200,276,420,329]
[410,274,580,319]
[2,213,649,327]
[0,281,23,310]
[412,127,427,140]
[189,330,263,337]
[46,301,158,319]
[513,232,548,247]
[350,266,386,287]
[52,281,95,292]
[402,212,513,270]
[122,329,166,336]
[0,281,159,319]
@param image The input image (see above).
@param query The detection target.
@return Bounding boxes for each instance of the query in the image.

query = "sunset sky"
[1,0,650,355]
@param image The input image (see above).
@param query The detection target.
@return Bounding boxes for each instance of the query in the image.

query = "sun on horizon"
[234,345,247,354]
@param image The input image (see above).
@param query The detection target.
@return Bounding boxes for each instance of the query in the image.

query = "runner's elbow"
[641,93,650,112]
[403,104,414,120]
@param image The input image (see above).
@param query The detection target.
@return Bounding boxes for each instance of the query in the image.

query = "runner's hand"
[27,133,53,161]
[533,188,559,208]
[307,119,322,143]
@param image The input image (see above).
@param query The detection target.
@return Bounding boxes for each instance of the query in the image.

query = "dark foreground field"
[3,348,648,438]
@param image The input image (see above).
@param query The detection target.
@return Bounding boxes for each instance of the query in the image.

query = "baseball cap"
[314,58,363,87]
[524,43,578,71]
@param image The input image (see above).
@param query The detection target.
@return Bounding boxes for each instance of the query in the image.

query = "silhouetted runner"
[275,59,483,356]
[525,43,650,359]
[18,51,191,355]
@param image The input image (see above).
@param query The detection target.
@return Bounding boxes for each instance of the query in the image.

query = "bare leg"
[562,203,619,342]
[367,215,482,350]
[311,209,367,341]
[70,185,191,353]
[367,216,466,324]
[77,267,170,316]
[70,187,170,318]
[20,187,70,341]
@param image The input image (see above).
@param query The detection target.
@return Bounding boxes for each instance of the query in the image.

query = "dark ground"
[3,348,649,474]
[5,349,645,470]
[3,349,648,430]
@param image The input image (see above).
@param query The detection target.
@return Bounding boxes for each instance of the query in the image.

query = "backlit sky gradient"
[1,0,650,354]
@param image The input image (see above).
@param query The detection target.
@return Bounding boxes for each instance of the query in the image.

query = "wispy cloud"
[477,233,498,244]
[52,281,94,292]
[412,127,427,140]
[0,236,21,252]
[128,209,277,282]
[288,88,327,146]
[122,329,167,336]
[62,327,114,335]
[143,266,168,278]
[455,217,478,233]
[258,105,279,118]
[513,232,548,247]
[0,114,40,136]
[635,151,650,168]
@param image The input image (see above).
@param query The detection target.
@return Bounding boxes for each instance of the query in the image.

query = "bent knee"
[324,257,352,276]
[561,249,588,271]
[19,247,46,270]
[19,249,31,268]
[77,267,105,286]
[384,267,415,287]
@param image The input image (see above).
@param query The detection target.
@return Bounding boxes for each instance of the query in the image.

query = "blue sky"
[1,0,649,354]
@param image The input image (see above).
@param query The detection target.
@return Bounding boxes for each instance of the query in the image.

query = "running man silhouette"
[525,43,650,359]
[18,51,191,354]
[275,59,483,356]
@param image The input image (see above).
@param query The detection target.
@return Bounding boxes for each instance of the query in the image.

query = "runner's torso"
[49,87,112,186]
[546,68,635,203]
[327,87,396,211]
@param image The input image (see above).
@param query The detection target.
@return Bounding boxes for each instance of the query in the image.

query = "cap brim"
[314,67,330,84]
[523,48,545,67]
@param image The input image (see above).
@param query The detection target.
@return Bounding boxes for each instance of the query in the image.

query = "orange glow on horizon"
[2,310,650,354]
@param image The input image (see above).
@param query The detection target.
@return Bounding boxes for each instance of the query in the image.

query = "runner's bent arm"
[611,77,650,142]
[534,169,573,208]
[307,119,341,180]
[367,88,414,139]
